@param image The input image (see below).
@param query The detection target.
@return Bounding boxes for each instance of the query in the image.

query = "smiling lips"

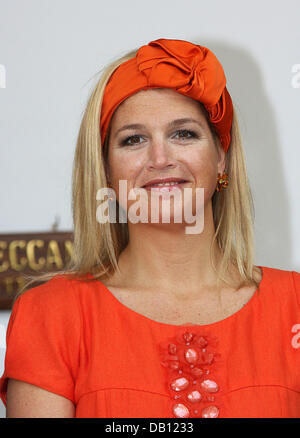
[142,177,189,191]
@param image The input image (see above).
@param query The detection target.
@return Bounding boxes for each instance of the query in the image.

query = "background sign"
[0,232,73,309]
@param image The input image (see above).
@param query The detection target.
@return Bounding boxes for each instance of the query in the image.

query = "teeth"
[150,181,182,187]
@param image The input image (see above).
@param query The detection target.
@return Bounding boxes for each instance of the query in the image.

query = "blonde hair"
[14,47,262,303]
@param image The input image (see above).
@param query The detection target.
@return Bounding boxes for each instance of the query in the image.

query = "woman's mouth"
[143,180,189,192]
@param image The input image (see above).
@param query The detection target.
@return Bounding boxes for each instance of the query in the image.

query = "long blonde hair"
[14,47,261,303]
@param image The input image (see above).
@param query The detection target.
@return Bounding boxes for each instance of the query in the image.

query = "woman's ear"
[216,137,226,174]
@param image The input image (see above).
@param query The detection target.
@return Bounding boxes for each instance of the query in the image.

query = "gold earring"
[216,172,229,192]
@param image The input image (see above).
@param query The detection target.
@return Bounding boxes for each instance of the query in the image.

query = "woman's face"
[106,88,226,226]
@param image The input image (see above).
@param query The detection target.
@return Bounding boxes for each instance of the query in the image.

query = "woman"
[0,38,299,418]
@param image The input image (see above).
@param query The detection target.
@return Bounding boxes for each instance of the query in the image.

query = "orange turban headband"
[100,38,233,152]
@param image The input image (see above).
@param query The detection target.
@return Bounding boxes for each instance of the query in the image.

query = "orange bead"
[200,379,219,393]
[201,405,219,418]
[170,377,189,391]
[173,403,190,418]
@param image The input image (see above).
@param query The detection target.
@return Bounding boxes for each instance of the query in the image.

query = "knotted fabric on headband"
[100,38,233,152]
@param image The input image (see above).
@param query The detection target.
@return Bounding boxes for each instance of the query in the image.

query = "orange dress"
[0,265,300,418]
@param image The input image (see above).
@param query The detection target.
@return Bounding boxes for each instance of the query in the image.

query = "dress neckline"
[92,265,266,330]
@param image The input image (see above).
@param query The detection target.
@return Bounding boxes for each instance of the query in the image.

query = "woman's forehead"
[110,88,207,126]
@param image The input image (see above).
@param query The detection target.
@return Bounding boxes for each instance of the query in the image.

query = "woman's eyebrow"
[115,118,205,136]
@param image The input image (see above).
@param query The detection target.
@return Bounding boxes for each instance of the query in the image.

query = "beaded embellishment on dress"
[159,330,222,418]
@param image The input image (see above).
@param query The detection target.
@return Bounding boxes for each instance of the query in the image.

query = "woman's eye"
[173,129,197,140]
[121,135,144,146]
[120,130,198,146]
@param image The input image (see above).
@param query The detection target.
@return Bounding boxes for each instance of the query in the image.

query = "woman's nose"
[146,137,175,169]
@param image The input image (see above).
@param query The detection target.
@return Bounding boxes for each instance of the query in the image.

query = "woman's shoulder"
[14,272,105,312]
[261,265,300,307]
[16,273,79,305]
[262,265,299,284]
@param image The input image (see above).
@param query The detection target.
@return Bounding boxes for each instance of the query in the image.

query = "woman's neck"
[112,204,234,297]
